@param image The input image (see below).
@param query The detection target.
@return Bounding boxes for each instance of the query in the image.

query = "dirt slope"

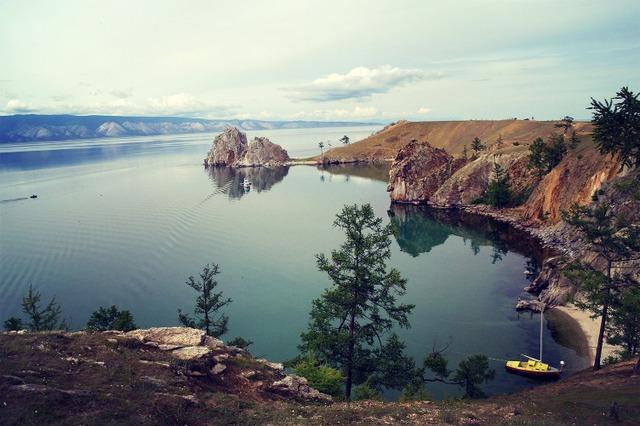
[320,119,593,162]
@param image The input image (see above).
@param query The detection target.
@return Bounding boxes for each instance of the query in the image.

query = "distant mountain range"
[0,114,374,143]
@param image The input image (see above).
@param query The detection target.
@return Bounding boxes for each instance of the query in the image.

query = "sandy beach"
[553,304,619,364]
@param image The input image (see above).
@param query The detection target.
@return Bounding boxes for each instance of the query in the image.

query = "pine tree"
[462,145,468,160]
[86,305,137,332]
[562,203,640,370]
[590,86,640,171]
[471,137,485,157]
[528,137,548,178]
[178,263,232,337]
[299,204,414,400]
[569,130,581,150]
[484,163,511,207]
[20,285,64,331]
[543,134,567,170]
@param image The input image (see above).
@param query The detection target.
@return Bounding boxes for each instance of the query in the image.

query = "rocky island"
[204,127,290,168]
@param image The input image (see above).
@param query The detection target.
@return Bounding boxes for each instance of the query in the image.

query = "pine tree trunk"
[345,312,355,401]
[594,297,608,370]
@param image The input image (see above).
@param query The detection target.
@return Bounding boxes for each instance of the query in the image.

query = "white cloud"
[4,99,37,113]
[290,106,379,120]
[288,65,444,102]
[417,107,431,114]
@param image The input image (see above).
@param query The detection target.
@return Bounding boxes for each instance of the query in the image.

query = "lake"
[0,127,589,398]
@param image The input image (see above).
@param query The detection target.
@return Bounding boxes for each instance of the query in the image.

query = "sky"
[1,0,639,122]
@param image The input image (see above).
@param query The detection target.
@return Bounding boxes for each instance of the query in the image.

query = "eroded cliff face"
[387,140,467,202]
[204,128,290,167]
[522,149,621,223]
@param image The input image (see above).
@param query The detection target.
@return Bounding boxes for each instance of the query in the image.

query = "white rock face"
[126,327,206,347]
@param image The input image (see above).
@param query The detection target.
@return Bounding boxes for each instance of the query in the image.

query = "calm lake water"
[0,127,589,398]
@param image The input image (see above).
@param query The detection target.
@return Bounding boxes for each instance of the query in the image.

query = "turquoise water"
[0,128,589,397]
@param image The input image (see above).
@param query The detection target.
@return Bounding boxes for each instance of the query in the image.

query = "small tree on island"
[4,285,66,331]
[562,203,640,370]
[471,137,485,158]
[299,204,415,400]
[178,263,232,338]
[318,141,325,159]
[590,86,640,172]
[86,305,137,332]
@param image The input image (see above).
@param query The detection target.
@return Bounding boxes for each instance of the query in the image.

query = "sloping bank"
[385,135,638,362]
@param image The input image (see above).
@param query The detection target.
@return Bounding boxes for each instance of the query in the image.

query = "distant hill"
[0,114,373,143]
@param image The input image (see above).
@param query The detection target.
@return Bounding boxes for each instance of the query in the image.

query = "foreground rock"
[204,127,290,167]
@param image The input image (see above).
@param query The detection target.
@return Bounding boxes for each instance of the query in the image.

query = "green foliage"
[226,336,254,350]
[544,134,567,170]
[590,86,640,170]
[528,134,567,178]
[299,203,414,400]
[528,137,547,178]
[418,351,495,399]
[399,382,431,402]
[367,333,416,391]
[562,203,640,369]
[86,305,136,332]
[178,263,232,338]
[462,145,468,160]
[352,384,381,401]
[471,137,485,157]
[340,135,350,145]
[555,115,574,133]
[3,317,23,331]
[10,285,65,331]
[607,288,640,355]
[483,163,511,207]
[451,354,495,399]
[293,355,344,397]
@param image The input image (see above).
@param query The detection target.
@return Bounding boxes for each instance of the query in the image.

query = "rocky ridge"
[204,127,290,168]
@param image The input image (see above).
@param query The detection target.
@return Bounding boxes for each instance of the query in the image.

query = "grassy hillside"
[320,119,594,161]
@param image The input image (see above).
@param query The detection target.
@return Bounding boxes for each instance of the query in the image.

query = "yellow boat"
[505,304,564,380]
[505,355,564,379]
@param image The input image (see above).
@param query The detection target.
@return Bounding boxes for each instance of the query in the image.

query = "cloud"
[2,93,237,118]
[4,99,38,113]
[417,107,431,114]
[287,65,444,102]
[290,106,379,120]
[110,88,133,99]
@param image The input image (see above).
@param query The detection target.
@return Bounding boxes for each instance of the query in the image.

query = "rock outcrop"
[388,140,466,202]
[236,137,290,167]
[204,127,290,167]
[204,127,248,167]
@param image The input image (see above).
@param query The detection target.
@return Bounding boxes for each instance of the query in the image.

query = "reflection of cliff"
[388,204,451,256]
[388,204,546,265]
[207,166,289,199]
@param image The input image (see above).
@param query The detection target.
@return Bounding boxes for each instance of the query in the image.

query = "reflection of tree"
[320,163,390,183]
[206,166,289,199]
[388,204,451,256]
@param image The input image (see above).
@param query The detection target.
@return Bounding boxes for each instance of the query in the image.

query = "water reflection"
[207,166,289,199]
[388,203,546,268]
[319,162,390,183]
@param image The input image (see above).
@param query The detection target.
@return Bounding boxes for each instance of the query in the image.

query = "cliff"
[1,329,638,424]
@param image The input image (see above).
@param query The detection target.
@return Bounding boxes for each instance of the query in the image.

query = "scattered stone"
[256,359,284,371]
[140,376,167,387]
[126,327,206,348]
[267,374,332,403]
[210,363,227,375]
[170,346,211,360]
[9,384,92,397]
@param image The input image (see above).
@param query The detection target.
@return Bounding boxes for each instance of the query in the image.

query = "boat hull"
[505,365,561,380]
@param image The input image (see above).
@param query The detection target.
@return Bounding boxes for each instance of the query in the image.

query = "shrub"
[87,305,137,332]
[293,356,343,397]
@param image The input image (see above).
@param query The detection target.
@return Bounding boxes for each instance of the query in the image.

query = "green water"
[0,130,589,397]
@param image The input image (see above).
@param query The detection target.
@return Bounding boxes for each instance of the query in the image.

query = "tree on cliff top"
[555,115,574,133]
[87,305,137,332]
[471,137,485,157]
[178,263,232,338]
[299,204,415,400]
[590,86,640,172]
[562,203,640,370]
